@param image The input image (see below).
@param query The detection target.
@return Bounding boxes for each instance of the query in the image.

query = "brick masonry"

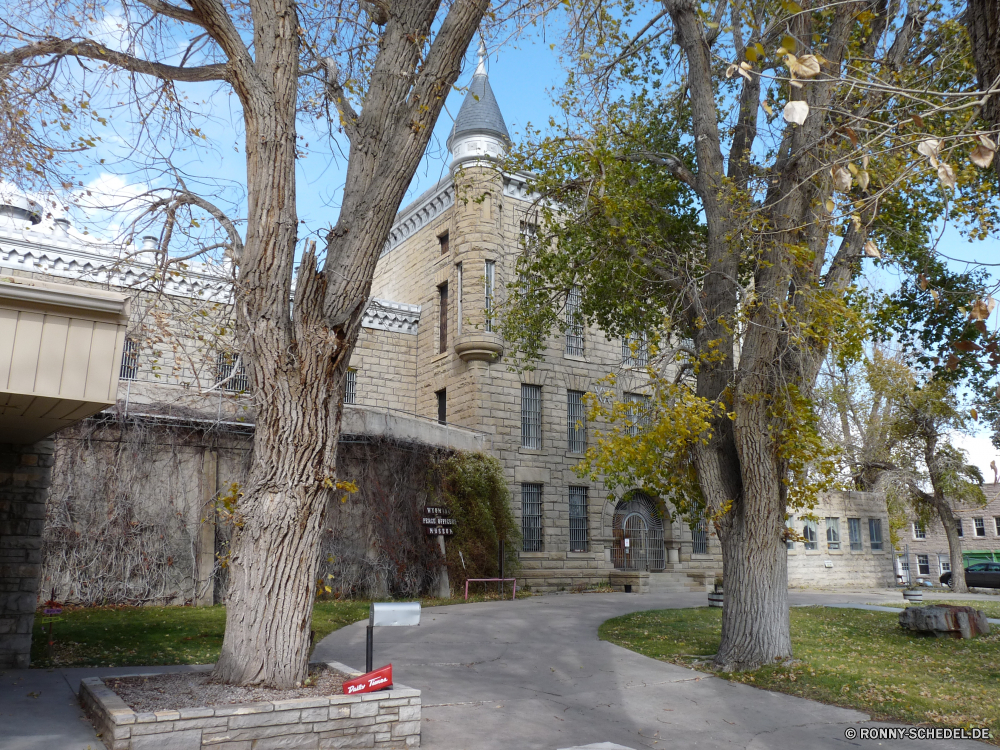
[0,439,53,669]
[80,661,420,750]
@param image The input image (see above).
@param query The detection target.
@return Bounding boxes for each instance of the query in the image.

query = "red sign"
[343,664,393,695]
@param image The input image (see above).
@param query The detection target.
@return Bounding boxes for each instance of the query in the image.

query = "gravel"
[104,665,348,713]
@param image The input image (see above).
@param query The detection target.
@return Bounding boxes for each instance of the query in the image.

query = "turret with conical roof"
[448,42,510,172]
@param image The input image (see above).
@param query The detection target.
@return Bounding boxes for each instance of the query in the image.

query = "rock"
[898,605,991,639]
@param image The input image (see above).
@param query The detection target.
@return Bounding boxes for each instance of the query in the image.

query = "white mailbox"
[370,602,421,627]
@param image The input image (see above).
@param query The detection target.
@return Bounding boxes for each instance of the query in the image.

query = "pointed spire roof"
[447,41,510,152]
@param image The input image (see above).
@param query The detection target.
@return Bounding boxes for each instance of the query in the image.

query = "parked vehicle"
[940,562,1000,589]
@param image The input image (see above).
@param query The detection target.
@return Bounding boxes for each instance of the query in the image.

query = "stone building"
[898,483,1000,585]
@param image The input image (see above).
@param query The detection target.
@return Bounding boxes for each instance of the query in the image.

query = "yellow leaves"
[936,162,956,189]
[863,240,881,259]
[725,61,753,81]
[785,53,821,79]
[744,42,765,63]
[916,138,941,167]
[831,165,852,192]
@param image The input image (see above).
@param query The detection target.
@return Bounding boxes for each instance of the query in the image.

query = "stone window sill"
[563,353,588,363]
[519,448,545,455]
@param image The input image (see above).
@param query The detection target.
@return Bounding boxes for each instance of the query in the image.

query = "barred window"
[521,384,542,449]
[567,390,586,453]
[120,336,139,380]
[624,392,651,437]
[344,369,357,405]
[565,285,584,356]
[692,519,708,555]
[569,486,588,552]
[848,518,863,551]
[622,333,648,367]
[484,260,495,333]
[217,351,249,393]
[802,519,817,550]
[826,517,841,550]
[522,483,543,552]
[868,518,883,550]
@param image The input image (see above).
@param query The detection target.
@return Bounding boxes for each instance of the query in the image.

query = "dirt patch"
[104,665,347,713]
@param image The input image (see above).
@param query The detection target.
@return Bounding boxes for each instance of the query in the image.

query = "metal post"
[498,539,505,597]
[366,624,373,673]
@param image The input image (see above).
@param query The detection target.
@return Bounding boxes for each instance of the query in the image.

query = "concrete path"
[1,589,994,750]
[313,590,990,750]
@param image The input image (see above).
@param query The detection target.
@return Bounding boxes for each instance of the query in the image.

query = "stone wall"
[0,440,53,668]
[81,661,421,749]
[787,491,895,588]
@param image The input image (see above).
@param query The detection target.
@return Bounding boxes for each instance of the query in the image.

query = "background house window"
[120,336,139,380]
[802,519,818,550]
[521,483,543,552]
[217,351,249,393]
[439,231,449,254]
[569,486,588,552]
[913,522,926,539]
[848,518,863,551]
[995,517,1000,536]
[868,518,883,550]
[521,384,542,449]
[484,260,495,332]
[956,519,964,538]
[974,517,986,537]
[916,554,930,576]
[692,519,708,555]
[436,389,446,425]
[519,220,537,244]
[622,332,649,367]
[939,555,951,574]
[624,392,650,437]
[565,285,584,356]
[438,282,449,354]
[826,518,841,550]
[567,390,586,453]
[344,369,357,405]
[786,519,795,550]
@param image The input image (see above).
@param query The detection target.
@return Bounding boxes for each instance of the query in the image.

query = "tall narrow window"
[848,518,863,551]
[916,554,930,575]
[519,220,537,245]
[868,518,883,550]
[956,519,964,538]
[436,389,446,425]
[484,260,495,332]
[567,390,586,453]
[217,351,249,393]
[439,231,449,255]
[344,368,357,405]
[438,282,448,354]
[569,486,588,552]
[974,517,986,537]
[692,520,708,555]
[995,516,1000,536]
[521,385,542,449]
[565,285,584,356]
[802,519,818,550]
[913,522,926,539]
[939,555,951,574]
[120,336,139,380]
[826,518,841,550]
[522,483,543,552]
[622,333,648,367]
[456,263,463,335]
[785,519,795,550]
[624,393,651,437]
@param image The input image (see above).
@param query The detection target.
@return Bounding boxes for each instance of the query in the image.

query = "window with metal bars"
[436,389,446,425]
[621,333,648,367]
[120,336,139,380]
[569,486,588,552]
[848,518,863,551]
[624,393,650,437]
[567,390,586,453]
[521,384,542,449]
[565,285,584,355]
[438,282,448,354]
[216,351,249,393]
[521,483,543,552]
[691,519,708,554]
[484,260,495,332]
[344,369,357,405]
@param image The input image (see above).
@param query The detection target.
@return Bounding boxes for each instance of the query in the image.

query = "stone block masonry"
[80,661,421,750]
[0,439,53,669]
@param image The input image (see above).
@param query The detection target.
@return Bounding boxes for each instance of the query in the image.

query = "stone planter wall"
[80,661,420,750]
[608,570,649,594]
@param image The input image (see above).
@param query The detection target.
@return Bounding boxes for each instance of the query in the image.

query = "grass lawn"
[871,599,1000,620]
[599,606,1000,738]
[31,591,528,669]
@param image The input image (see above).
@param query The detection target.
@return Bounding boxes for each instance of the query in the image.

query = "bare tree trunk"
[964,0,1000,181]
[932,499,968,594]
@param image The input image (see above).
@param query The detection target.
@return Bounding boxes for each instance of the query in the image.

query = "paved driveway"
[315,590,989,750]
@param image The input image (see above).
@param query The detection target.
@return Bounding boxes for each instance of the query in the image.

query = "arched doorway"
[611,492,665,571]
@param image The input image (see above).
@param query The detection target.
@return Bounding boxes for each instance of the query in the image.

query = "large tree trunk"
[964,0,1000,181]
[933,498,968,594]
